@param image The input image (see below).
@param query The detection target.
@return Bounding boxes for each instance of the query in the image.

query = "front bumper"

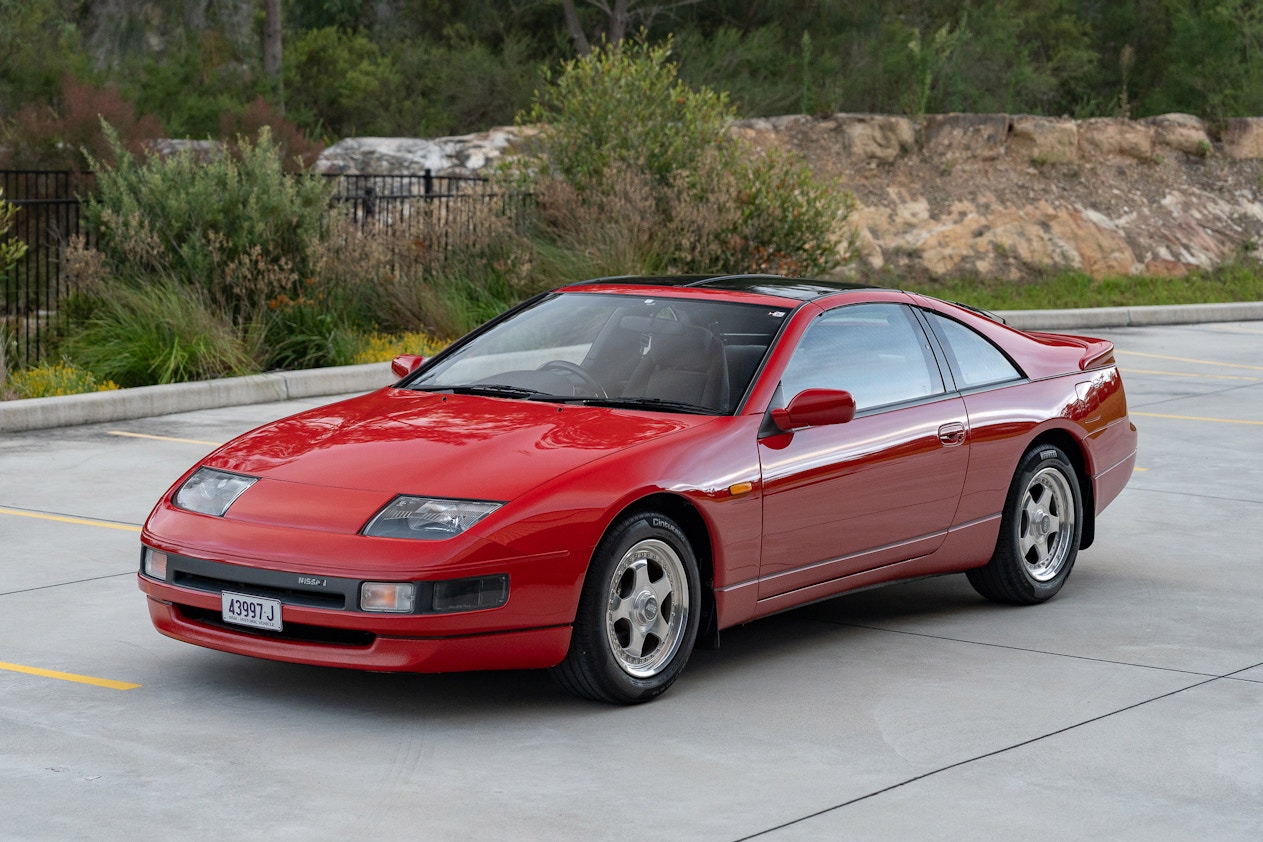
[142,589,572,673]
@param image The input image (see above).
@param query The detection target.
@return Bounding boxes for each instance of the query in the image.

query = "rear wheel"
[967,444,1083,605]
[553,511,700,704]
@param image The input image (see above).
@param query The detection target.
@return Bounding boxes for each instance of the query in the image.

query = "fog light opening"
[432,575,509,613]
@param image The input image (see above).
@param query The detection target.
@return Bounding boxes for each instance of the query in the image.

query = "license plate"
[222,591,282,632]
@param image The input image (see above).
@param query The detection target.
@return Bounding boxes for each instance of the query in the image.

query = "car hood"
[205,388,704,501]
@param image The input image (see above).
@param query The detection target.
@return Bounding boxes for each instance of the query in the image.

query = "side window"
[925,311,1023,389]
[780,303,945,411]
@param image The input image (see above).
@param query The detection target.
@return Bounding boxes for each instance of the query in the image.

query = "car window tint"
[780,303,945,410]
[413,292,790,412]
[925,311,1023,388]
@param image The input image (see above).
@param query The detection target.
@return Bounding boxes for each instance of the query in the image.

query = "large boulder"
[1223,118,1263,160]
[1008,116,1078,164]
[316,127,528,176]
[1143,113,1211,156]
[923,114,1009,161]
[1077,118,1154,161]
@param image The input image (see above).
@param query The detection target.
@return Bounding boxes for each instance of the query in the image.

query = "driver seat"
[623,325,729,411]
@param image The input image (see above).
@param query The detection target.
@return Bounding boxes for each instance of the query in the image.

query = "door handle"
[938,422,967,447]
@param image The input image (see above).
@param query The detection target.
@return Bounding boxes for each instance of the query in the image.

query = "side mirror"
[391,354,427,379]
[770,388,856,432]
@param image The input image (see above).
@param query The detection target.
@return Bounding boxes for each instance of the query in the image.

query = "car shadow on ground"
[166,573,997,716]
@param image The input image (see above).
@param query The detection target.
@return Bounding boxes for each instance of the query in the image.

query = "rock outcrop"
[317,127,534,177]
[316,114,1263,279]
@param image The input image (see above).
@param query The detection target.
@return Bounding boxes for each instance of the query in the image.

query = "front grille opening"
[178,605,375,647]
[172,571,346,609]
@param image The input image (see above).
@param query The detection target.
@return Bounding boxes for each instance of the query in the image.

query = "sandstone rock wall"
[317,114,1263,279]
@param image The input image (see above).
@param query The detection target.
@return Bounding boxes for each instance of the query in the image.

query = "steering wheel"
[538,360,607,398]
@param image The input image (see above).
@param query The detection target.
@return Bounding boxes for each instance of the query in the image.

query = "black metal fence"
[2,170,96,367]
[1,169,527,368]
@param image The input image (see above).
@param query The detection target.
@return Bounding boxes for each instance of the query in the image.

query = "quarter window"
[925,312,1022,388]
[780,303,945,411]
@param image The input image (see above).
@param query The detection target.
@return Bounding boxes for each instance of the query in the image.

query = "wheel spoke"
[622,622,648,657]
[608,590,635,625]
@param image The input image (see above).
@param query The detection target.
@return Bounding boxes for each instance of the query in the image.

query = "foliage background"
[4,0,1263,165]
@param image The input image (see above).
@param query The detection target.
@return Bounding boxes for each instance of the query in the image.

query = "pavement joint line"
[1,571,135,598]
[107,431,224,446]
[1116,485,1263,507]
[0,506,143,532]
[731,669,1231,842]
[820,620,1223,681]
[0,660,141,691]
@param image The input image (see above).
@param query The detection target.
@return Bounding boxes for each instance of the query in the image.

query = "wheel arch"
[611,492,719,649]
[1025,427,1096,550]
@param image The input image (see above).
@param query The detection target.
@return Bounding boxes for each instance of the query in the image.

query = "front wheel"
[553,511,700,704]
[967,444,1083,605]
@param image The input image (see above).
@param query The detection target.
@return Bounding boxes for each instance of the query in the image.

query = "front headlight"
[173,467,257,516]
[362,496,503,540]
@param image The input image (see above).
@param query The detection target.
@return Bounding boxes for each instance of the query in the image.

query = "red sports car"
[139,275,1137,703]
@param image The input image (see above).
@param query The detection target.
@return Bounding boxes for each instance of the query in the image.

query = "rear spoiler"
[1079,341,1116,370]
[1026,331,1117,371]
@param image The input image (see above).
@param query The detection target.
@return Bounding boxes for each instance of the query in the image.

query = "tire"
[967,444,1084,605]
[553,510,701,704]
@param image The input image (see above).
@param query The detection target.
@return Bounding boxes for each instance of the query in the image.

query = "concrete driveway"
[1,320,1260,840]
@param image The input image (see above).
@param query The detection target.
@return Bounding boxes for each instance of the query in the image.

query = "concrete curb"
[3,302,1261,434]
[1,362,393,434]
[995,300,1263,330]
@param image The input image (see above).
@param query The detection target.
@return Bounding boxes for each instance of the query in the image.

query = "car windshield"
[409,292,791,414]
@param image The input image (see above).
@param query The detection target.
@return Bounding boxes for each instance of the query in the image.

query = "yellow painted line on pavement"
[0,661,140,691]
[108,431,223,447]
[1133,467,1149,472]
[1121,367,1258,382]
[1132,411,1263,426]
[1117,351,1263,372]
[0,507,141,532]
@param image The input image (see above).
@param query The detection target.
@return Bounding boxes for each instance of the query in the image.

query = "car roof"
[564,274,884,303]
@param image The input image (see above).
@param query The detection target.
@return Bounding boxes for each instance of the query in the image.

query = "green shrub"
[311,206,535,339]
[520,39,854,277]
[523,38,734,193]
[1,188,27,278]
[83,125,332,315]
[59,280,256,388]
[261,294,360,371]
[389,34,540,137]
[283,27,402,138]
[127,34,258,140]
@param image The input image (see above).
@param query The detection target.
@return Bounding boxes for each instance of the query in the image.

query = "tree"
[559,0,702,54]
[264,0,282,81]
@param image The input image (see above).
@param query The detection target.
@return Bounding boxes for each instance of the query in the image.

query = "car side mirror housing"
[770,388,856,432]
[391,354,427,379]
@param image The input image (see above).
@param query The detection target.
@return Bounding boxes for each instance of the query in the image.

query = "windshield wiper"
[427,384,551,400]
[571,396,718,415]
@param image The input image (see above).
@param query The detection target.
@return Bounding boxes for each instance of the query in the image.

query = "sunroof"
[571,274,881,301]
[687,275,879,300]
